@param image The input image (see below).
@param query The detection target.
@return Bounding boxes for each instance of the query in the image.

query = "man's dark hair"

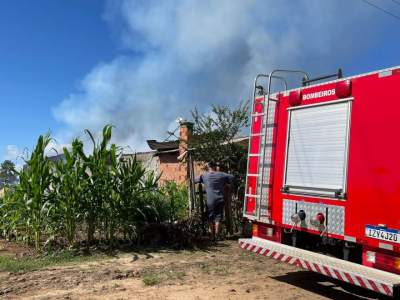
[207,161,218,169]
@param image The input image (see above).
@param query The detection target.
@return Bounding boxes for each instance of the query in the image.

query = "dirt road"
[0,241,386,299]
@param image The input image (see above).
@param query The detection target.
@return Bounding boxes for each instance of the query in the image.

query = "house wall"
[158,153,186,184]
[122,151,203,185]
[157,153,203,185]
[121,152,160,177]
[136,152,160,176]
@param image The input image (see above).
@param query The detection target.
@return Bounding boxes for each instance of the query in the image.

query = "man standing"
[195,162,234,240]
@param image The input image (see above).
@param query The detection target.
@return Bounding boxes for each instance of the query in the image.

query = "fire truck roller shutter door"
[283,100,352,198]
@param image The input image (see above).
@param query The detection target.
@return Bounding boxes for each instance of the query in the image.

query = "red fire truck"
[240,65,400,298]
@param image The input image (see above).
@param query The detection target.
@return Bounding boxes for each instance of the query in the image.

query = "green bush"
[160,181,188,223]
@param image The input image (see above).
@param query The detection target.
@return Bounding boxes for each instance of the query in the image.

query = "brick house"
[122,122,201,185]
[122,122,248,185]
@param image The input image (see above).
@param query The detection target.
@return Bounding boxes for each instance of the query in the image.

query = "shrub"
[160,181,188,223]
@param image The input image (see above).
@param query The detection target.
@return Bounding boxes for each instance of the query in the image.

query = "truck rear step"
[239,237,400,298]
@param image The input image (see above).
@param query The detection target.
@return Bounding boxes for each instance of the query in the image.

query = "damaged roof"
[147,136,248,153]
[146,139,179,151]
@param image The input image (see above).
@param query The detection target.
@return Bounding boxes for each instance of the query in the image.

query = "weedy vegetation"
[139,266,186,286]
[141,271,162,286]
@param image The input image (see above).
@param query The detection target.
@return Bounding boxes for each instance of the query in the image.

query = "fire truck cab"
[240,66,400,298]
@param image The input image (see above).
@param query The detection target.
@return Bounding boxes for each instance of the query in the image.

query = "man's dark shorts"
[207,201,224,222]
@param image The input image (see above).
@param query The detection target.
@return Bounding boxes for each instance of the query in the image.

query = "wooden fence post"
[224,185,233,236]
[197,183,207,234]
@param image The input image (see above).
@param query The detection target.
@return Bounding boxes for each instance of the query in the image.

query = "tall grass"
[0,125,188,252]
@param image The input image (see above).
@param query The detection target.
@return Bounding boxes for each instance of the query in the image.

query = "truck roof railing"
[253,74,287,100]
[267,69,310,99]
[302,68,343,86]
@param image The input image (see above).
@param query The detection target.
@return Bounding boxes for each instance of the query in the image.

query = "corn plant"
[51,139,85,247]
[115,155,146,240]
[0,187,29,241]
[102,143,120,245]
[76,125,118,244]
[0,124,190,251]
[137,172,166,224]
[15,134,54,251]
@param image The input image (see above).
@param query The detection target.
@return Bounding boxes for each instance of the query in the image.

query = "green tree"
[190,102,249,231]
[191,101,249,177]
[0,160,17,186]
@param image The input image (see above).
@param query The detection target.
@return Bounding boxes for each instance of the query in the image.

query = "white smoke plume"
[53,0,378,151]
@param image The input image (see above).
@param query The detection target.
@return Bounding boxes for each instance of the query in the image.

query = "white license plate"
[365,225,400,244]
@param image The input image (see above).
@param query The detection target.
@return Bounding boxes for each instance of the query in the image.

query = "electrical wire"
[391,0,400,6]
[361,0,400,21]
[163,126,180,142]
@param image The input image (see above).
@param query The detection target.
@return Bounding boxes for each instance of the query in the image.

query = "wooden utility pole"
[187,152,196,217]
[177,121,195,218]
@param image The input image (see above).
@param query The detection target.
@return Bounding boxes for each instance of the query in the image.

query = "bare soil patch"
[0,241,387,300]
[0,240,32,257]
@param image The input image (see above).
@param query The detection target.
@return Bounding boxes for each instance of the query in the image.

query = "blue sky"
[0,0,399,167]
[0,0,117,163]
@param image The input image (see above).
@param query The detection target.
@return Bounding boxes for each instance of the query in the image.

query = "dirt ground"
[0,240,388,300]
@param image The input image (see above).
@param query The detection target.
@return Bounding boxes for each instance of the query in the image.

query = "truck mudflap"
[239,237,400,298]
